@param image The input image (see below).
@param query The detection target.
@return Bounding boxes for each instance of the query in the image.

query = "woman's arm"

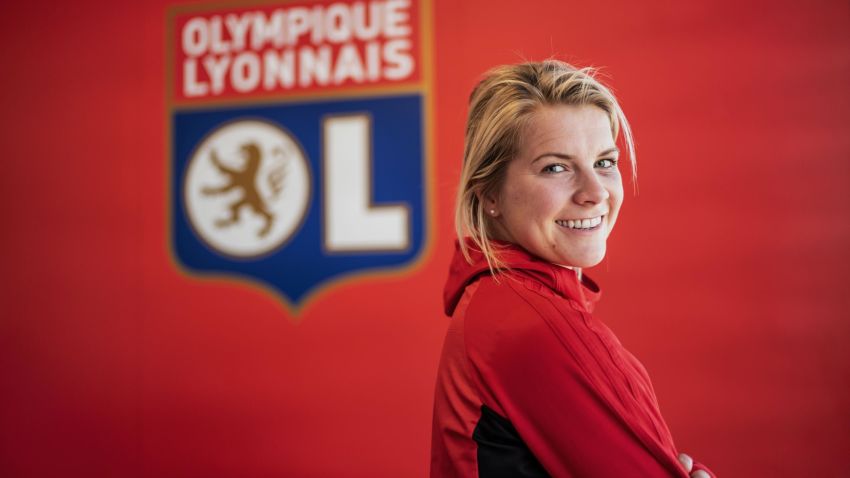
[463,283,695,477]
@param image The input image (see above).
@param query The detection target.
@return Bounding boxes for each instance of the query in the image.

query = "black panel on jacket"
[473,404,550,477]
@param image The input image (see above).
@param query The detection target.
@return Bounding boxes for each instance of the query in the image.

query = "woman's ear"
[477,190,499,218]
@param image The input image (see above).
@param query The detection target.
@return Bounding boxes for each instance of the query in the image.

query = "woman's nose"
[572,171,609,205]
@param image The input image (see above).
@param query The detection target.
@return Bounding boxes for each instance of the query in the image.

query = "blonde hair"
[455,59,636,273]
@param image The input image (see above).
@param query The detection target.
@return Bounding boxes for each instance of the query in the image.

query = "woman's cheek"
[535,191,563,216]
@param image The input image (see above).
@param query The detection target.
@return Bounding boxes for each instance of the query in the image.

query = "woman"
[430,60,715,477]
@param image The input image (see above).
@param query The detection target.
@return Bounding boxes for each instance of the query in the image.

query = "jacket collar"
[443,238,602,316]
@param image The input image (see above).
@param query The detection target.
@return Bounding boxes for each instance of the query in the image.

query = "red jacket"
[430,240,715,477]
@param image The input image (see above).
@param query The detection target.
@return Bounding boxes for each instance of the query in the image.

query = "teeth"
[557,216,603,230]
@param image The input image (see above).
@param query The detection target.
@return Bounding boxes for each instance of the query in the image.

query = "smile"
[555,215,603,230]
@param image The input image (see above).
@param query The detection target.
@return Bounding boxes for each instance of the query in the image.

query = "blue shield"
[170,93,427,310]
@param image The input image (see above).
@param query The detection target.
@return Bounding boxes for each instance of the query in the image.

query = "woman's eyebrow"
[531,152,574,163]
[531,147,620,164]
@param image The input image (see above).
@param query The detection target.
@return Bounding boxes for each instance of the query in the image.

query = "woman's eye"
[543,164,567,174]
[596,158,618,169]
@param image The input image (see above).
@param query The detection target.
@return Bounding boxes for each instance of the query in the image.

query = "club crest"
[167,0,432,313]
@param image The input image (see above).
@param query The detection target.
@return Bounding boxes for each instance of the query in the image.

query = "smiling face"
[485,104,624,269]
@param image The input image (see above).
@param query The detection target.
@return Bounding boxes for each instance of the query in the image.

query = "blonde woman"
[430,60,715,478]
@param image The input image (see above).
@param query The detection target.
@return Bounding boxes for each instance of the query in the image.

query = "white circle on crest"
[184,119,311,258]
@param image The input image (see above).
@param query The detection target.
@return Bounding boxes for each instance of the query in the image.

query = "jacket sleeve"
[464,284,692,478]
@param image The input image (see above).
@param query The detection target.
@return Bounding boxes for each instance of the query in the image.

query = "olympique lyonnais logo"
[168,0,432,313]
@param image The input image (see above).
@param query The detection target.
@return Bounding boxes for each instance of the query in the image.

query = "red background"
[1,0,849,477]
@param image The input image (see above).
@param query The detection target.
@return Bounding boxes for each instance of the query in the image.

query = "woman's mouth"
[555,215,604,231]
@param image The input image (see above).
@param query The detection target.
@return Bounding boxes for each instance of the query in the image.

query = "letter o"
[182,17,209,57]
[231,52,261,92]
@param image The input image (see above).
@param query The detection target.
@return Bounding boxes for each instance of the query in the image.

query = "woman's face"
[487,104,624,268]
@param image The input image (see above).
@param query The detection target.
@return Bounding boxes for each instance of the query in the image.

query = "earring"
[489,209,496,216]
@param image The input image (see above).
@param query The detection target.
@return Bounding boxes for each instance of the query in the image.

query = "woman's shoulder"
[461,273,582,348]
[458,274,604,408]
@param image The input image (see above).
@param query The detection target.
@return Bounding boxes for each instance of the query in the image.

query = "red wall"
[1,1,849,476]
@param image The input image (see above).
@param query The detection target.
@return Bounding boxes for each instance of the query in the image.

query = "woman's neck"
[555,263,582,280]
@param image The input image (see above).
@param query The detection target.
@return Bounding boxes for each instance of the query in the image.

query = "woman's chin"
[555,247,606,269]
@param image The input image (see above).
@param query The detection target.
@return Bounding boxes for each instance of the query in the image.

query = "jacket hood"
[443,239,602,316]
